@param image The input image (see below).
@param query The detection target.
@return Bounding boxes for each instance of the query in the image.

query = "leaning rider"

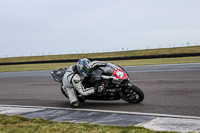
[62,58,107,107]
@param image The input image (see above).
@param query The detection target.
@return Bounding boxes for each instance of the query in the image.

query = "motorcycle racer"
[51,58,144,108]
[62,58,107,107]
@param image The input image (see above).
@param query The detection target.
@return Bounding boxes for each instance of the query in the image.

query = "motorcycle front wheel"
[120,84,144,103]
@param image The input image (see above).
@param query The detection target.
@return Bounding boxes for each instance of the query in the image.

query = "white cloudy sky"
[0,0,200,57]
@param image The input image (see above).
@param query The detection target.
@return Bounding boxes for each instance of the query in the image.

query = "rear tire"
[120,84,144,103]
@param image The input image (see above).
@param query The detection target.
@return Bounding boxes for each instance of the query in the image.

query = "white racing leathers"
[88,61,107,69]
[62,61,107,104]
[62,65,94,104]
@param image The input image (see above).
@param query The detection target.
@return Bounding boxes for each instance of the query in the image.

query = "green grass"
[111,56,200,66]
[0,46,200,63]
[0,46,200,72]
[0,56,200,72]
[0,114,174,133]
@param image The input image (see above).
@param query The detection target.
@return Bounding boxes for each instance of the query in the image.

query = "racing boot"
[70,100,79,108]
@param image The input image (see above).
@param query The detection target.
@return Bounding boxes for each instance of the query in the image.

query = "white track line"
[1,104,200,120]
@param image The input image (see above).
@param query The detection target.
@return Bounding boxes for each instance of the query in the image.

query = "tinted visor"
[82,67,90,75]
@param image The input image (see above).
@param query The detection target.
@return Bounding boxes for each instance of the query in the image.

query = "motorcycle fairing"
[51,68,67,83]
[112,68,128,80]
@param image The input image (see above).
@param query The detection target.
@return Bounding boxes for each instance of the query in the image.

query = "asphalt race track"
[0,63,200,117]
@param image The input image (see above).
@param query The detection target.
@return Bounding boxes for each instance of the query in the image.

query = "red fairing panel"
[112,68,128,80]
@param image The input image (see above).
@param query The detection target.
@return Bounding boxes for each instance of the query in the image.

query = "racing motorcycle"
[51,63,144,105]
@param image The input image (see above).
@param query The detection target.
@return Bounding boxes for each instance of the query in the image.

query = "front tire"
[120,84,144,103]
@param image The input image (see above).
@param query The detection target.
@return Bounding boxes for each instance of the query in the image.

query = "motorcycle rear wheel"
[120,84,144,103]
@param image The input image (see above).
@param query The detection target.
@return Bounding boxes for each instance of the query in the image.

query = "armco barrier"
[0,53,200,65]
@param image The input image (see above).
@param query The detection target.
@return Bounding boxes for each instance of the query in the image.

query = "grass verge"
[0,46,200,63]
[0,114,173,133]
[0,56,200,72]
